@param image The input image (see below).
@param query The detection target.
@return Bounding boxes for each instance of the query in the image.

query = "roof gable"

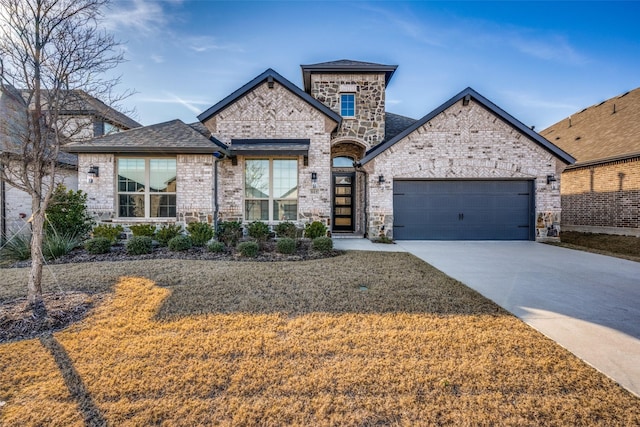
[197,68,341,126]
[300,59,397,92]
[63,119,223,154]
[541,87,640,165]
[361,87,575,166]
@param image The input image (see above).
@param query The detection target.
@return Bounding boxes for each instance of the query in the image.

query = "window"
[332,156,355,168]
[245,159,298,221]
[118,158,177,218]
[340,93,355,117]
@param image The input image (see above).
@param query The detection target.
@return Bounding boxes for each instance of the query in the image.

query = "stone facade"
[363,99,563,241]
[561,157,640,235]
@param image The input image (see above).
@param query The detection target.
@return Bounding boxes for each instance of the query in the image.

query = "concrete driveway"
[333,239,640,397]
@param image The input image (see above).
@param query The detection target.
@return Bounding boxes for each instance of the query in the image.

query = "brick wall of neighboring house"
[363,99,563,241]
[561,158,640,234]
[308,72,386,148]
[202,81,334,225]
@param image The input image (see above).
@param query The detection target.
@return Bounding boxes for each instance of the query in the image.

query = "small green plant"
[237,241,259,257]
[217,221,243,247]
[186,222,214,246]
[45,184,94,239]
[207,241,225,253]
[84,237,112,254]
[276,237,296,254]
[92,224,124,244]
[304,221,327,239]
[126,236,153,255]
[274,221,301,239]
[373,235,394,244]
[312,236,333,252]
[43,230,82,260]
[247,221,270,241]
[129,224,156,237]
[156,224,183,246]
[168,235,193,251]
[0,232,32,261]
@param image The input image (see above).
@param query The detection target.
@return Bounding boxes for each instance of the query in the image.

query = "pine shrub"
[186,222,214,246]
[168,235,193,252]
[84,237,112,254]
[274,221,301,239]
[207,241,225,253]
[247,221,270,241]
[92,224,124,244]
[126,236,153,255]
[312,236,333,252]
[304,221,327,239]
[276,237,296,254]
[237,241,259,257]
[217,221,243,247]
[129,224,156,237]
[156,224,183,246]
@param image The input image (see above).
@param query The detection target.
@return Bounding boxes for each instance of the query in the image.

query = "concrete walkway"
[332,239,640,397]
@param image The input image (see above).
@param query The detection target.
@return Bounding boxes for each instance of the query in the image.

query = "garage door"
[393,180,534,240]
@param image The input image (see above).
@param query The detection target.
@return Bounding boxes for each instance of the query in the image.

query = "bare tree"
[0,0,127,316]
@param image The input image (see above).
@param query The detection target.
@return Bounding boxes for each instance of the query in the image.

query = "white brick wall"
[363,99,563,241]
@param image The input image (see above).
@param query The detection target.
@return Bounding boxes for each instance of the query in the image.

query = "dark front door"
[333,173,355,232]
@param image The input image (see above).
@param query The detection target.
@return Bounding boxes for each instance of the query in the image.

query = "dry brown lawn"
[557,231,640,262]
[1,252,639,426]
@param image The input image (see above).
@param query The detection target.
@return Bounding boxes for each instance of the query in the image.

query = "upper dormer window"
[340,93,355,117]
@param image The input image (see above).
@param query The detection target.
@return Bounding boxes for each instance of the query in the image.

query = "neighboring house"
[541,88,640,237]
[65,60,574,241]
[0,85,141,238]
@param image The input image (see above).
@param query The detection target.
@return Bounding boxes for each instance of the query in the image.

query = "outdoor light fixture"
[546,174,556,185]
[311,172,318,189]
[87,166,99,183]
[378,175,385,184]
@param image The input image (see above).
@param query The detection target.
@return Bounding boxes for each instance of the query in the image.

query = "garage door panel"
[393,180,533,240]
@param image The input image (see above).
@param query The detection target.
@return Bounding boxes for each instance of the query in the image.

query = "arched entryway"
[331,141,365,235]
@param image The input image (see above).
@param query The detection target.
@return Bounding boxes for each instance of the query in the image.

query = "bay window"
[245,159,297,221]
[118,158,177,218]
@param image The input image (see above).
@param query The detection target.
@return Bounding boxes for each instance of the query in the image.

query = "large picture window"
[245,159,298,221]
[118,158,177,218]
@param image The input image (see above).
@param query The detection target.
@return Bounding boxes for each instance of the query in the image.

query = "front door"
[333,173,355,232]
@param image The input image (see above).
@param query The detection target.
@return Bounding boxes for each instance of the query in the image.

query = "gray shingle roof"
[63,119,222,154]
[300,59,398,92]
[384,112,417,143]
[361,87,575,166]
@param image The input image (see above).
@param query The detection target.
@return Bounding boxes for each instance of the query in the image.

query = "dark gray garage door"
[393,180,534,240]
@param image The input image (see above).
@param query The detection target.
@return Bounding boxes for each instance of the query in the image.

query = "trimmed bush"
[186,222,214,246]
[247,221,270,242]
[237,241,259,258]
[129,224,156,237]
[126,236,153,255]
[43,231,82,260]
[276,237,296,254]
[274,221,301,239]
[312,236,333,252]
[84,237,112,254]
[304,221,327,239]
[0,232,32,261]
[92,224,124,244]
[217,221,242,247]
[45,184,93,240]
[207,241,225,253]
[156,224,183,246]
[168,235,192,252]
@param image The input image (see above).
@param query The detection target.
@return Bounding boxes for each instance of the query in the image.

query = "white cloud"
[137,92,211,114]
[184,36,244,53]
[103,0,168,33]
[510,34,588,65]
[150,54,164,64]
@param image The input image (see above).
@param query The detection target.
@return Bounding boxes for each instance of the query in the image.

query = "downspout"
[1,164,5,241]
[213,156,219,233]
[363,169,368,239]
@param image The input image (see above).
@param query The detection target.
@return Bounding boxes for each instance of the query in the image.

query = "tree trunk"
[27,205,47,318]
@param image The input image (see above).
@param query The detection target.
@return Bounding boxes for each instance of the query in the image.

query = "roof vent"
[462,94,470,106]
[267,76,274,89]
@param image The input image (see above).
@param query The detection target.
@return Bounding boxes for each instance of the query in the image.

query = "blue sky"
[104,1,640,130]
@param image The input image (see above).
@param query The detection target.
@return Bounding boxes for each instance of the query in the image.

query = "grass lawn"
[556,231,640,262]
[1,251,638,425]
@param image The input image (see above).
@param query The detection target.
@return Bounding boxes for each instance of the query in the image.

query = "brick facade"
[363,99,563,241]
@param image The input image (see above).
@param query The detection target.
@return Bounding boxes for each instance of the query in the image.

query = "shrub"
[276,237,296,254]
[0,232,32,261]
[126,236,153,255]
[45,184,94,239]
[84,237,112,254]
[237,241,259,257]
[304,221,327,239]
[207,241,225,253]
[168,235,192,252]
[312,236,333,252]
[247,221,270,242]
[274,221,301,239]
[186,222,214,246]
[129,224,156,237]
[217,221,243,247]
[92,224,124,244]
[156,224,183,247]
[43,230,82,260]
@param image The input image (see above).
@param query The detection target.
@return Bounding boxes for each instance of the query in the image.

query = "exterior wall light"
[546,174,556,185]
[87,166,99,183]
[311,172,318,189]
[378,175,385,184]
